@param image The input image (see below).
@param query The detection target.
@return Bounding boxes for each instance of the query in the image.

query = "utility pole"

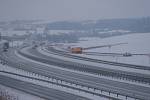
[0,32,1,41]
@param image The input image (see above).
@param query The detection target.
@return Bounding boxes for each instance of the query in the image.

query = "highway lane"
[23,46,150,83]
[1,48,150,99]
[0,75,91,100]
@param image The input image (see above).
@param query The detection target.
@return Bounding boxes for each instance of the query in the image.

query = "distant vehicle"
[0,40,9,52]
[32,44,38,49]
[123,52,132,57]
[71,47,83,54]
[70,43,128,54]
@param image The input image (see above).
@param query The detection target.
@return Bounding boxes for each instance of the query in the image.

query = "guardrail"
[0,57,143,100]
[0,65,123,100]
[1,48,149,100]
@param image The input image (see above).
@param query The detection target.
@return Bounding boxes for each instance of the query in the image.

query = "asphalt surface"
[1,48,150,99]
[0,75,91,100]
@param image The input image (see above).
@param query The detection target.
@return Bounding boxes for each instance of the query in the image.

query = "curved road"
[22,46,150,83]
[1,47,150,100]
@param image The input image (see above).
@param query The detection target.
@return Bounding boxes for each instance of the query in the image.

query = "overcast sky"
[0,0,150,21]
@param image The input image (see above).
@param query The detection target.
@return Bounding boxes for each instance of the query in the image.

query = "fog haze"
[0,0,150,21]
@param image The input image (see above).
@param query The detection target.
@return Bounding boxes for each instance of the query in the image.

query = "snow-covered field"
[66,33,150,66]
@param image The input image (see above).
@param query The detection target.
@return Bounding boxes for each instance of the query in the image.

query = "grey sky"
[0,0,150,21]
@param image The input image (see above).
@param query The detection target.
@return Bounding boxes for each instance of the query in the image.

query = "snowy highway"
[0,0,150,99]
[20,46,150,83]
[0,46,150,100]
[0,48,122,100]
